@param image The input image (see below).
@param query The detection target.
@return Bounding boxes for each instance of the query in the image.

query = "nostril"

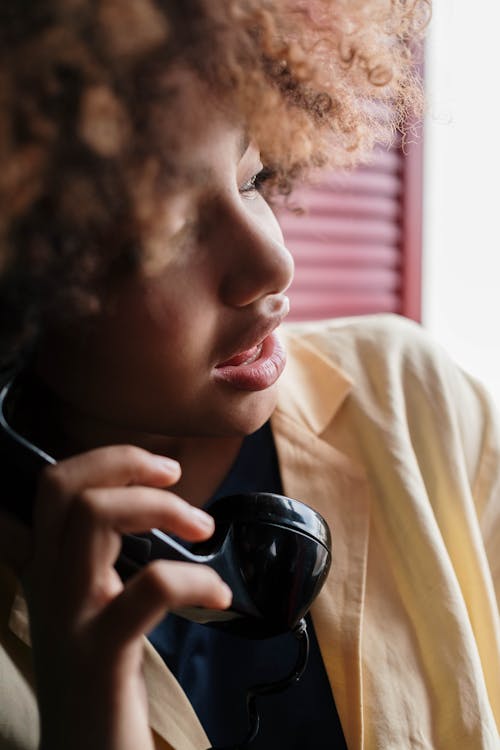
[221,249,294,308]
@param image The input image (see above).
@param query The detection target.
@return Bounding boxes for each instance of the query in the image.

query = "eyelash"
[239,167,274,197]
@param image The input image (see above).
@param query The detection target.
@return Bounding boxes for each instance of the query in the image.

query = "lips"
[213,332,286,391]
[217,342,264,368]
[213,298,290,391]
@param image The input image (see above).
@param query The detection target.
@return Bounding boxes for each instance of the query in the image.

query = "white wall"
[423,0,500,404]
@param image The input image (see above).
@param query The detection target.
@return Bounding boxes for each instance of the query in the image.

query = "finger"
[60,485,215,583]
[40,444,181,495]
[33,445,182,557]
[66,485,214,542]
[95,561,232,647]
[0,510,32,575]
[54,486,215,622]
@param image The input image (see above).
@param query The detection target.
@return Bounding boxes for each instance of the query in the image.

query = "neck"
[144,434,244,507]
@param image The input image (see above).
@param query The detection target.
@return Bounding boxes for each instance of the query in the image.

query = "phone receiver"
[0,375,332,638]
[119,492,331,637]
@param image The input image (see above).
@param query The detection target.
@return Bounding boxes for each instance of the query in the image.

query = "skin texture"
[36,70,294,504]
[1,71,294,750]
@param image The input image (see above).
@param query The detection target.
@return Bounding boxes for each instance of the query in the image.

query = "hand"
[4,445,231,750]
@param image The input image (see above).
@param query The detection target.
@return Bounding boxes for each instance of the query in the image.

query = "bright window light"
[423,0,500,404]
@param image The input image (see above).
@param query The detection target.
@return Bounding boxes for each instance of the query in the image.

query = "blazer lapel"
[272,330,371,750]
[143,640,210,750]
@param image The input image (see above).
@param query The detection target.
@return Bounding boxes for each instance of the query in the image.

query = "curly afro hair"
[0,0,430,366]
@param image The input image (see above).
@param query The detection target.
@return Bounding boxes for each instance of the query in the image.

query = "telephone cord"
[206,618,310,750]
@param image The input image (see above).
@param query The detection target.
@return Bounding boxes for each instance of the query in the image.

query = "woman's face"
[38,72,294,441]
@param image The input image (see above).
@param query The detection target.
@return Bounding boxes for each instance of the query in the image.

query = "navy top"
[148,422,347,749]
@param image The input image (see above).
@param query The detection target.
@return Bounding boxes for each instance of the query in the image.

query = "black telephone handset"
[0,372,332,639]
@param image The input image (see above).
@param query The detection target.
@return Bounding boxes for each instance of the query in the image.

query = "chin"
[203,383,279,438]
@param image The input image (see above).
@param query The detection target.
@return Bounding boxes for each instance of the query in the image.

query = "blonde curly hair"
[0,0,430,365]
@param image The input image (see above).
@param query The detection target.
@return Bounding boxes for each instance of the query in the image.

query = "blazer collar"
[277,328,353,435]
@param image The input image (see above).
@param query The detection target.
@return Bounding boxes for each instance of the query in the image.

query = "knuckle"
[160,492,183,515]
[72,488,104,522]
[117,444,148,466]
[144,561,176,600]
[92,572,123,607]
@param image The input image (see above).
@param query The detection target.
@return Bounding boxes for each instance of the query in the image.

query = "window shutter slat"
[277,136,422,322]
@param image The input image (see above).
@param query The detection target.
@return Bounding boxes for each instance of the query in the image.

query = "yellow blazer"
[1,315,499,749]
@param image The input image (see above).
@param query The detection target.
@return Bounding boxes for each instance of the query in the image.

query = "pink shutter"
[276,133,423,323]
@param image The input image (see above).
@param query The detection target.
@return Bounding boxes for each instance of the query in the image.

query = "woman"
[0,1,498,749]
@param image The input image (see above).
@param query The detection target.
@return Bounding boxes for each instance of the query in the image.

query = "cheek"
[101,282,216,375]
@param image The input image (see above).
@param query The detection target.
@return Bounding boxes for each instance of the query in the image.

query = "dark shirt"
[148,422,347,749]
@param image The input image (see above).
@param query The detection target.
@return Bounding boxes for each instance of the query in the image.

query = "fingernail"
[190,507,214,530]
[154,456,181,474]
[221,582,233,605]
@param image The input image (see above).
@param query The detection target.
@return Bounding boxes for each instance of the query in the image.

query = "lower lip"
[213,332,287,391]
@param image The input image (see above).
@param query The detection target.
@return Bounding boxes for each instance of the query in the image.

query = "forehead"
[149,67,244,179]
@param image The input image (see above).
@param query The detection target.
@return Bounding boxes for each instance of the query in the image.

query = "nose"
[216,203,295,308]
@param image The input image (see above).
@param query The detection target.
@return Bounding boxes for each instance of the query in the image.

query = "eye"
[239,167,274,198]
